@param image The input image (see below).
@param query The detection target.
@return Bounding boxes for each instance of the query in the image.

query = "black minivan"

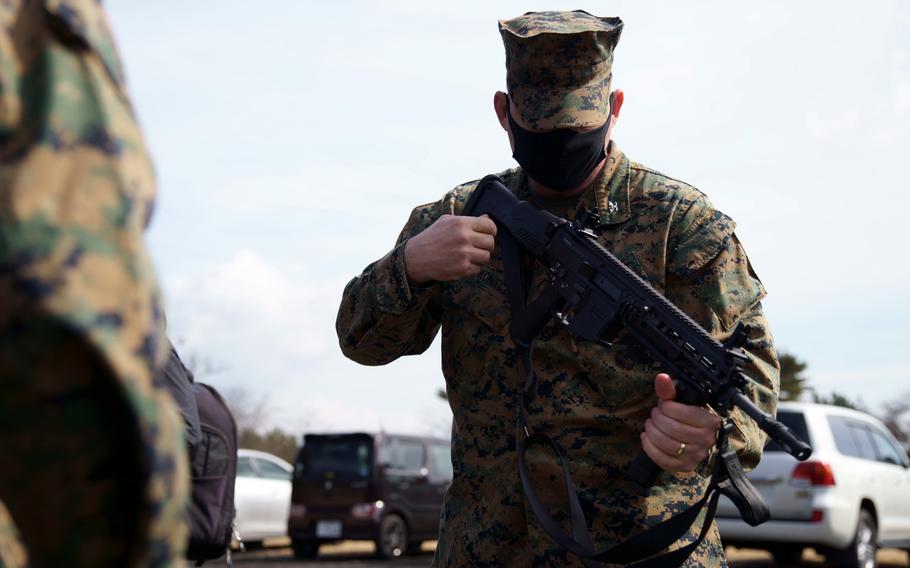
[287,432,452,559]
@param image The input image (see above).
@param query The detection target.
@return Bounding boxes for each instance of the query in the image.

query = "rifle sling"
[500,227,757,567]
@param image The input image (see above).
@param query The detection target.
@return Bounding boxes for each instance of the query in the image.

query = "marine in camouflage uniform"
[336,11,779,568]
[0,1,188,566]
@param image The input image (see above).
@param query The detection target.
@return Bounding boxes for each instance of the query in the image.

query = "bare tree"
[812,391,866,412]
[881,397,910,452]
[163,340,302,459]
[219,385,302,461]
[176,346,228,381]
[239,428,300,463]
[220,386,269,434]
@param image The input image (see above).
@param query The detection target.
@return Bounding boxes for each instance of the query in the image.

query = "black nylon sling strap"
[499,224,729,567]
[715,448,770,527]
[515,344,726,567]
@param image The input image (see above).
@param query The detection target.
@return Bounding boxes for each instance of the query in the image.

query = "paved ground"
[225,540,910,567]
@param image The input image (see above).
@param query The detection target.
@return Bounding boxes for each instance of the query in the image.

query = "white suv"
[716,402,910,568]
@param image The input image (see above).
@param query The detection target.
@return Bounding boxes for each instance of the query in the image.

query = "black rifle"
[463,175,812,488]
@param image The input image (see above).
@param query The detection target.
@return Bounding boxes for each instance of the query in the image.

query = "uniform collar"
[592,142,632,226]
[515,142,632,226]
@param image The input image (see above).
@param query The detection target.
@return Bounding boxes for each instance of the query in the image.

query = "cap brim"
[511,77,611,131]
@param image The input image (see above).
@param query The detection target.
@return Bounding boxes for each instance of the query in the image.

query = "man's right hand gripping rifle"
[404,213,498,285]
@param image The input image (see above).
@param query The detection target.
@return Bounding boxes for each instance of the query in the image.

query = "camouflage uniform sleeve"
[0,0,188,564]
[665,195,780,471]
[335,196,451,366]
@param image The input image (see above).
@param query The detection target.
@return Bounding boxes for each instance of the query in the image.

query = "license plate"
[316,520,342,538]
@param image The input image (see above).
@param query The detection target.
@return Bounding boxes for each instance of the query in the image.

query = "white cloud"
[205,168,409,220]
[806,366,910,412]
[269,393,450,439]
[895,81,910,114]
[162,249,450,437]
[812,366,910,383]
[109,1,910,436]
[164,249,339,363]
[805,109,864,138]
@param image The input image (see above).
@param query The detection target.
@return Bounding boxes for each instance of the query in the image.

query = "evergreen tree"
[778,351,810,401]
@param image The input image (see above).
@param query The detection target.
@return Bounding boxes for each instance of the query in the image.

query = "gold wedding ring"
[674,442,687,457]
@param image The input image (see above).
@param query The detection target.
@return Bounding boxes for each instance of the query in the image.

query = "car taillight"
[351,500,385,520]
[791,461,836,486]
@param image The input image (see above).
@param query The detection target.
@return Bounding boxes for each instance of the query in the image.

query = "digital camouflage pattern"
[336,144,779,567]
[0,0,188,566]
[500,11,623,131]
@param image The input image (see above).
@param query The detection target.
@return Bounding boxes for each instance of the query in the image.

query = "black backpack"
[187,383,238,564]
[159,342,239,565]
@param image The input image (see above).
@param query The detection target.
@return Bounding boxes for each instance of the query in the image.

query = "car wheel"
[291,538,319,559]
[769,545,804,565]
[375,514,408,558]
[832,508,878,568]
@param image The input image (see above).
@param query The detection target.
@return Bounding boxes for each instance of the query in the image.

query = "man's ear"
[494,91,510,132]
[611,89,625,120]
[604,88,625,151]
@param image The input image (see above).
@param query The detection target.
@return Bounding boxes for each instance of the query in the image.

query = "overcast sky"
[107,1,910,436]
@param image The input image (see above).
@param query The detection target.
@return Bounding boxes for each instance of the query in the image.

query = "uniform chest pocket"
[445,280,511,336]
[443,279,511,366]
[441,280,517,408]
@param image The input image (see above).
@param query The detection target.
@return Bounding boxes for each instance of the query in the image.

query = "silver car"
[235,449,294,547]
[716,402,910,568]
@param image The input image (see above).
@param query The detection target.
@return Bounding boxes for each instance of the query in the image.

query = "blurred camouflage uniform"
[0,1,188,566]
[336,10,779,568]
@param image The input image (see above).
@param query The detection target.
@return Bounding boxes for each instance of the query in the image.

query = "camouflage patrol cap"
[499,10,623,130]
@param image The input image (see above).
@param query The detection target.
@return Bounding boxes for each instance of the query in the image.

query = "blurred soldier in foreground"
[0,1,188,566]
[337,10,779,567]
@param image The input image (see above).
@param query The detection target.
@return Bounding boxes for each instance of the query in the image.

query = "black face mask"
[507,98,611,192]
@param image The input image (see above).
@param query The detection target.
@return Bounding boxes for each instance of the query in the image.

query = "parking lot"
[226,541,910,567]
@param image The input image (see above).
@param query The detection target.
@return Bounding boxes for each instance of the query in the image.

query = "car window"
[428,443,453,483]
[301,436,373,479]
[237,456,258,478]
[388,439,425,471]
[828,416,862,458]
[868,427,907,466]
[255,458,291,480]
[764,411,810,452]
[848,422,878,461]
